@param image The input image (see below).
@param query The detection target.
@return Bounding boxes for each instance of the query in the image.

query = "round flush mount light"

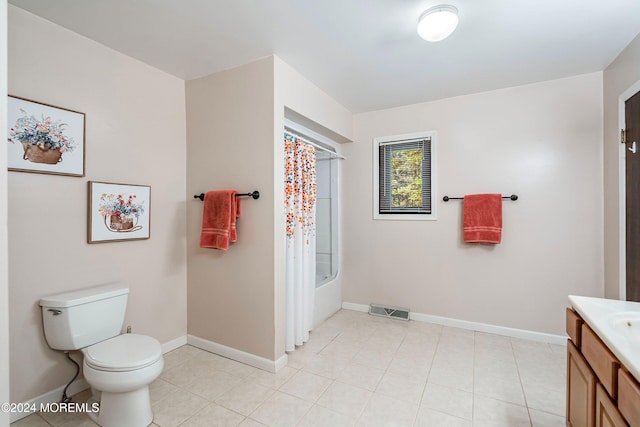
[417,5,459,42]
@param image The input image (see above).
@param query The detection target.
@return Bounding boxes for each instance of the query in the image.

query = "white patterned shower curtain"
[284,132,317,352]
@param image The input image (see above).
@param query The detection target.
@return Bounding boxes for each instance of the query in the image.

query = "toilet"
[40,283,163,427]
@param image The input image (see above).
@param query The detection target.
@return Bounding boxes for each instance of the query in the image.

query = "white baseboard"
[341,302,566,346]
[187,335,288,373]
[341,302,369,313]
[162,335,188,353]
[9,378,89,423]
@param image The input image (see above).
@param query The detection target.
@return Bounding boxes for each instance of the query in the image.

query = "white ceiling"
[8,0,640,113]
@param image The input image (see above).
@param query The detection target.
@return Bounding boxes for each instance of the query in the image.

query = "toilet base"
[89,386,153,427]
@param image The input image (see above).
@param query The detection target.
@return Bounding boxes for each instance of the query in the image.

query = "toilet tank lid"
[40,283,129,308]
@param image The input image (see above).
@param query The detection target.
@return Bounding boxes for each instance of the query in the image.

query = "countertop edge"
[568,295,640,383]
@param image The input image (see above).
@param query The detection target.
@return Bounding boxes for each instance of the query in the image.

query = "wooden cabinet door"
[595,384,628,427]
[568,340,597,427]
[618,369,640,427]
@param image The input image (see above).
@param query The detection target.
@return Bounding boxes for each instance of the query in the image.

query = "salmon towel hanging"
[200,190,240,250]
[463,194,502,244]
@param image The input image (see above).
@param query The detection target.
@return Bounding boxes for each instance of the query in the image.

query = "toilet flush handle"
[47,309,62,316]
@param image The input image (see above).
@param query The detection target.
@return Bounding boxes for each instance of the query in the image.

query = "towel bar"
[442,194,518,202]
[194,191,260,201]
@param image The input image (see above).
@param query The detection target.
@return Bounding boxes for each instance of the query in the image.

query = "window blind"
[378,138,431,214]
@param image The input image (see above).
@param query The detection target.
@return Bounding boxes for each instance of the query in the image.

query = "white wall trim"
[618,79,640,300]
[162,335,188,354]
[9,378,89,423]
[187,335,288,373]
[341,302,566,345]
[341,302,370,313]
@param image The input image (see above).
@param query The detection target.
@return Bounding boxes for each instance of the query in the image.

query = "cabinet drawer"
[581,324,620,399]
[618,368,640,425]
[567,308,583,347]
[595,383,627,427]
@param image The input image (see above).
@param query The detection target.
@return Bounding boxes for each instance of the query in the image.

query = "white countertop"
[569,295,640,382]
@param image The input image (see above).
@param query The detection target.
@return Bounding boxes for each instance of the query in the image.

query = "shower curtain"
[284,132,317,352]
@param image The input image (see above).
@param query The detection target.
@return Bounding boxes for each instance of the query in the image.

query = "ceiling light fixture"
[417,5,459,42]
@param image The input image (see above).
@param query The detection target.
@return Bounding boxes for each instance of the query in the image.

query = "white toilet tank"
[40,283,129,351]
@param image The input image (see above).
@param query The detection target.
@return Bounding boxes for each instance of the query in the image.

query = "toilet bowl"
[82,334,163,427]
[39,283,164,427]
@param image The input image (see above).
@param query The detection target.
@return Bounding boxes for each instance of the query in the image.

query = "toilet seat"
[84,334,162,372]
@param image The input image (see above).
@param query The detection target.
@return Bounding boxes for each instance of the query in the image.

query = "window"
[373,131,437,220]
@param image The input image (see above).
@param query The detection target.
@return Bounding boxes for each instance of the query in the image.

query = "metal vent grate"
[368,304,410,321]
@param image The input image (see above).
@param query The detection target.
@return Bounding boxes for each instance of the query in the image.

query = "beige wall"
[8,6,187,403]
[603,33,640,300]
[343,73,604,336]
[186,56,352,362]
[186,57,277,360]
[1,1,10,424]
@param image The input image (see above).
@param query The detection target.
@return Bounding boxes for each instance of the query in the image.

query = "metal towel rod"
[194,191,260,201]
[442,194,518,202]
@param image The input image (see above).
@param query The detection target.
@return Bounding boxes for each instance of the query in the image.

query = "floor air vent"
[368,304,410,321]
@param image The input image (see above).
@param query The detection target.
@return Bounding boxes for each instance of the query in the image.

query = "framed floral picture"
[7,95,86,176]
[88,181,151,243]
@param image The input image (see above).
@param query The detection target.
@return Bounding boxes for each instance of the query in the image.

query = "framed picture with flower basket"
[7,95,86,177]
[88,181,151,243]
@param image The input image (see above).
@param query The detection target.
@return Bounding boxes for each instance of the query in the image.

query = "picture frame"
[7,95,86,177]
[88,181,151,243]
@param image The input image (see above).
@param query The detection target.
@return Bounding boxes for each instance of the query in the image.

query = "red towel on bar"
[463,194,502,244]
[200,190,241,250]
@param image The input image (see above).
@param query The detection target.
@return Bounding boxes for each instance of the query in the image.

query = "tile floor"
[12,309,567,427]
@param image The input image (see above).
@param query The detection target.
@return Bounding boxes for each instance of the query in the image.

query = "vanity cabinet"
[566,308,640,427]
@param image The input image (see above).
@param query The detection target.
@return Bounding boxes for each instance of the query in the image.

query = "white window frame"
[373,131,437,221]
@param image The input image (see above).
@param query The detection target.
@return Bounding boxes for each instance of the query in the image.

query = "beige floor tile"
[335,361,385,391]
[11,414,55,427]
[179,402,245,427]
[249,391,313,427]
[189,371,245,401]
[473,395,531,427]
[529,408,566,427]
[238,419,266,426]
[522,381,566,417]
[250,366,297,389]
[216,358,261,378]
[215,379,275,416]
[356,392,418,427]
[427,363,474,393]
[301,353,350,379]
[414,407,472,427]
[58,418,99,427]
[318,339,362,360]
[279,370,333,402]
[150,378,180,404]
[37,406,93,427]
[386,354,431,381]
[297,404,355,427]
[352,347,394,371]
[375,371,426,405]
[14,312,570,427]
[421,382,473,420]
[160,358,218,388]
[474,375,527,406]
[152,390,208,427]
[316,381,372,418]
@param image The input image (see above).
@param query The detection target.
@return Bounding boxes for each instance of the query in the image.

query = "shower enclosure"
[315,150,339,287]
[284,118,342,327]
